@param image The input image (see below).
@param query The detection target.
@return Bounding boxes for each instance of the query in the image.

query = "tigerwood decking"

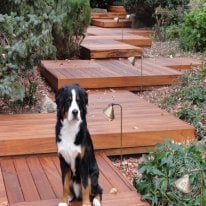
[84,35,152,47]
[109,6,127,13]
[40,59,181,90]
[91,19,131,28]
[91,12,127,19]
[87,26,152,37]
[80,38,142,59]
[138,57,202,70]
[0,90,195,157]
[0,153,149,206]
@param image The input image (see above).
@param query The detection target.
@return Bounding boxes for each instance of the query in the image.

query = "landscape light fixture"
[103,103,123,164]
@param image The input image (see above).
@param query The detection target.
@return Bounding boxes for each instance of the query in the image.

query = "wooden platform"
[0,90,195,157]
[0,153,149,206]
[139,57,202,70]
[84,35,152,47]
[40,59,181,90]
[80,38,142,59]
[91,12,126,19]
[87,26,152,37]
[91,19,131,28]
[109,6,126,13]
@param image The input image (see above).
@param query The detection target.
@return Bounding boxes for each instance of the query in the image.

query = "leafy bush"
[90,0,114,9]
[161,67,206,139]
[0,0,90,111]
[0,13,55,105]
[134,139,206,206]
[124,0,189,26]
[179,6,206,52]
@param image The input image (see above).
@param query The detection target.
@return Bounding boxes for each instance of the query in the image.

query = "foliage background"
[0,0,90,110]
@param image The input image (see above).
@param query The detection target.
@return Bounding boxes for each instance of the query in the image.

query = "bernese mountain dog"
[55,84,102,206]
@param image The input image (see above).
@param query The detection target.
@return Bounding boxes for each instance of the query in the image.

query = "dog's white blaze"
[93,198,101,206]
[73,182,81,199]
[57,117,81,174]
[68,89,81,121]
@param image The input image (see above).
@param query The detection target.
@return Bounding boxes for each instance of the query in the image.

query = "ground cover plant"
[161,66,206,140]
[133,139,206,206]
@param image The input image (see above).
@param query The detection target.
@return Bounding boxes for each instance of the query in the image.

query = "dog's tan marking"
[82,178,91,206]
[61,170,72,203]
[94,194,101,201]
[63,111,68,119]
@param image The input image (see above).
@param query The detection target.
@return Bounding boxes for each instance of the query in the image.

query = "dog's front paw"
[82,203,91,206]
[68,195,74,202]
[93,198,101,206]
[58,202,68,206]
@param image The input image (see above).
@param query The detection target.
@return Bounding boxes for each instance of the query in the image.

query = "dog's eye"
[76,97,80,103]
[68,96,72,102]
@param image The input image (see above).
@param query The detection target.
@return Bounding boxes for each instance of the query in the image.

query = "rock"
[40,95,56,113]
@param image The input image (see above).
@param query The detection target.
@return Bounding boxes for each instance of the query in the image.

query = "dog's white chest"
[57,120,81,174]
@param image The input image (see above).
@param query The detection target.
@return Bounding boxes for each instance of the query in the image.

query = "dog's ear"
[81,87,88,106]
[55,87,64,108]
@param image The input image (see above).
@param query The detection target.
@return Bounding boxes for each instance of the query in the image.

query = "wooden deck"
[139,57,202,70]
[91,19,131,28]
[91,12,126,19]
[109,6,126,13]
[84,35,152,47]
[0,90,195,157]
[40,59,181,90]
[80,38,142,59]
[87,26,152,37]
[0,153,149,206]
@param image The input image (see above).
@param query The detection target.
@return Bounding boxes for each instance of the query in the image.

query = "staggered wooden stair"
[91,6,131,28]
[0,90,195,157]
[0,153,149,206]
[80,38,143,59]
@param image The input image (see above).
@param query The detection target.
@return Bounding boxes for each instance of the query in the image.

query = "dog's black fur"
[55,84,102,205]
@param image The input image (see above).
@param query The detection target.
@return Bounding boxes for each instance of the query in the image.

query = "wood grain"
[40,59,181,90]
[1,154,149,206]
[0,90,195,156]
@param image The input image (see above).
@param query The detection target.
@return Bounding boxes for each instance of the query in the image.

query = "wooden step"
[140,57,202,70]
[84,35,152,47]
[80,38,142,59]
[0,90,195,156]
[91,18,131,28]
[109,6,126,13]
[87,26,152,37]
[0,153,149,206]
[91,11,126,19]
[40,59,181,90]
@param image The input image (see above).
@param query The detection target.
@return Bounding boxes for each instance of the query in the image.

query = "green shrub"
[0,0,90,111]
[90,0,114,9]
[0,13,55,104]
[134,139,206,206]
[124,0,189,26]
[179,6,206,52]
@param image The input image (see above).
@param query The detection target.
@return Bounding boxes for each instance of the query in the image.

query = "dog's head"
[55,84,88,122]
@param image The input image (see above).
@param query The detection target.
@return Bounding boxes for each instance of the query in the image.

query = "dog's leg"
[81,179,91,206]
[58,157,73,206]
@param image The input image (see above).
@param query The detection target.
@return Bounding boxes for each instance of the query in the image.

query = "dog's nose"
[72,109,78,117]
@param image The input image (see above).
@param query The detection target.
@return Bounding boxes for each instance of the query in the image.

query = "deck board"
[91,12,126,19]
[91,18,131,28]
[84,35,152,47]
[87,26,152,37]
[80,38,142,59]
[0,167,8,206]
[0,90,195,156]
[0,154,149,206]
[40,59,181,90]
[139,57,202,70]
